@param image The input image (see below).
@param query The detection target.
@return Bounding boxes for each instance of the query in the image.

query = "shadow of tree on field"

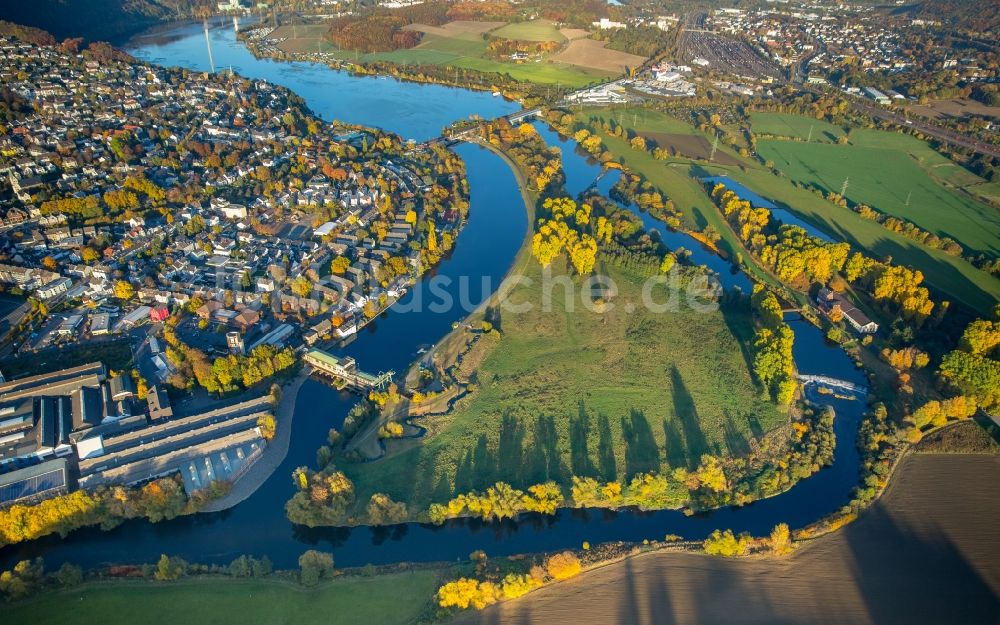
[597,413,617,481]
[570,401,595,477]
[722,410,749,456]
[845,497,1000,625]
[622,408,660,477]
[670,366,708,468]
[527,415,564,485]
[663,418,687,468]
[719,295,757,385]
[497,411,525,482]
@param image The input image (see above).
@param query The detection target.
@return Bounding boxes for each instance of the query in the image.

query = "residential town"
[0,33,466,508]
[708,2,996,94]
[0,0,996,620]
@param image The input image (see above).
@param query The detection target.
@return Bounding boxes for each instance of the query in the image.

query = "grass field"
[269,20,613,87]
[578,106,1000,313]
[581,123,786,291]
[588,107,703,136]
[364,32,609,87]
[344,260,785,511]
[757,135,1000,257]
[491,19,566,42]
[750,112,846,143]
[5,572,439,625]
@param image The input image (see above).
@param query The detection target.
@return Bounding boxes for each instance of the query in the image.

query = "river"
[0,20,867,570]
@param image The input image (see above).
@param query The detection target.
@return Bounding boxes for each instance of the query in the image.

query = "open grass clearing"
[365,34,609,87]
[448,56,609,87]
[266,21,607,86]
[4,571,439,625]
[491,19,566,42]
[640,131,742,166]
[402,20,504,37]
[587,107,704,136]
[750,112,847,143]
[756,133,1000,257]
[344,260,785,512]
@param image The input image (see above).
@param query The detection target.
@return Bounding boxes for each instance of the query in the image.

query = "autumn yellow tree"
[113,280,135,300]
[703,529,750,557]
[545,551,582,580]
[770,523,793,555]
[330,256,350,274]
[437,578,500,610]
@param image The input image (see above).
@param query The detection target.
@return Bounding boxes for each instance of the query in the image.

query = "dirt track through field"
[457,454,1000,625]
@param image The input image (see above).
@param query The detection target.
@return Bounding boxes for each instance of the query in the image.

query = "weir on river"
[798,375,867,396]
[0,19,870,570]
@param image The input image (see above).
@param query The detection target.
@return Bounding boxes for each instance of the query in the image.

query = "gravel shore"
[200,371,309,513]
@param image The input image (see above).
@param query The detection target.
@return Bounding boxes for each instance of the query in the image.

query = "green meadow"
[367,33,608,87]
[491,19,567,42]
[756,131,1000,257]
[4,573,439,625]
[578,107,1000,313]
[750,112,847,143]
[344,261,784,512]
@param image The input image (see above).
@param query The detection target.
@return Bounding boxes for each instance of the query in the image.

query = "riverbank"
[200,372,308,513]
[455,451,1000,625]
[6,444,996,624]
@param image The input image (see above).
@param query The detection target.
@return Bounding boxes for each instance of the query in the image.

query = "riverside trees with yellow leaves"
[711,183,850,288]
[0,476,195,548]
[750,285,797,406]
[934,312,1000,414]
[545,551,582,580]
[427,480,564,523]
[436,552,578,613]
[708,182,937,325]
[482,119,564,194]
[703,529,751,557]
[531,197,609,276]
[438,578,501,610]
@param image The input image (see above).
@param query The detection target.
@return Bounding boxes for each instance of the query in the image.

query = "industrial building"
[0,362,114,466]
[0,360,274,507]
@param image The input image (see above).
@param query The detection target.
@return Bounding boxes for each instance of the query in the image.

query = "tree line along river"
[0,18,868,570]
